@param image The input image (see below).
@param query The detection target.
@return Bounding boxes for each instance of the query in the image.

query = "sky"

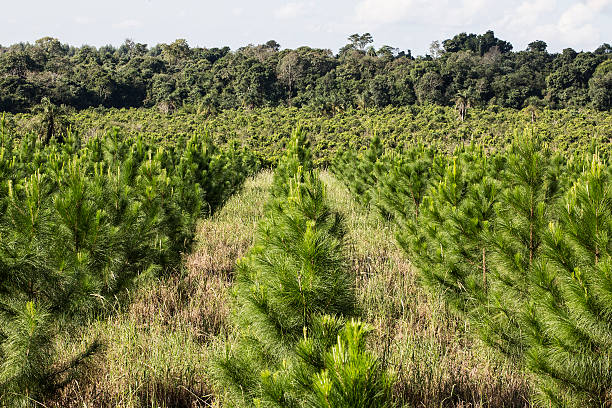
[1,0,610,55]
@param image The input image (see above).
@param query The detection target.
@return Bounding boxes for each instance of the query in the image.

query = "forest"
[0,31,611,113]
[0,30,611,408]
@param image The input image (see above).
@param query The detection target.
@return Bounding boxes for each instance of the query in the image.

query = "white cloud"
[350,0,609,53]
[559,2,593,28]
[459,0,488,22]
[496,0,557,42]
[274,2,310,19]
[586,0,612,9]
[113,19,143,29]
[74,16,94,25]
[554,0,611,48]
[542,0,609,49]
[491,0,611,50]
[354,0,488,27]
[501,0,556,26]
[558,0,610,29]
[355,0,413,24]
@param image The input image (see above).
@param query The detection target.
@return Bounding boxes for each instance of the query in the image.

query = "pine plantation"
[332,129,611,407]
[0,102,610,408]
[0,122,258,406]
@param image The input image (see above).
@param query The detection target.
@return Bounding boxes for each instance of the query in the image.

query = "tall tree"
[277,51,302,106]
[455,90,471,121]
[347,33,374,51]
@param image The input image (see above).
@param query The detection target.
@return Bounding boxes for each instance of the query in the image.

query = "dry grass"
[49,169,530,407]
[320,171,531,408]
[50,321,215,408]
[48,171,272,408]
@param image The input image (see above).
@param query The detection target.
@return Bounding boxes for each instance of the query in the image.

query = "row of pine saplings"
[213,129,393,407]
[332,130,611,407]
[0,127,258,405]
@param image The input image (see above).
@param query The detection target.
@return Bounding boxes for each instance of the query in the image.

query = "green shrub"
[333,128,611,406]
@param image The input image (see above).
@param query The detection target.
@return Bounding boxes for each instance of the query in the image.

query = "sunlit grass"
[50,170,529,407]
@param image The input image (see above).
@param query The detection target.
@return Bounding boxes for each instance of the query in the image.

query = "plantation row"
[332,131,611,407]
[7,105,612,166]
[0,123,259,405]
[213,129,392,406]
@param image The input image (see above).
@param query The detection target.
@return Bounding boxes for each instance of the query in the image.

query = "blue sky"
[1,0,610,55]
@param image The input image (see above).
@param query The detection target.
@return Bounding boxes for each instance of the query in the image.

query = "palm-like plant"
[523,96,545,123]
[31,97,71,145]
[455,90,471,122]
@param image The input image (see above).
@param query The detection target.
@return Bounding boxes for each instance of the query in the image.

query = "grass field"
[47,170,530,407]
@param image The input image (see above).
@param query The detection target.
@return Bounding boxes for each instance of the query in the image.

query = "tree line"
[0,31,611,114]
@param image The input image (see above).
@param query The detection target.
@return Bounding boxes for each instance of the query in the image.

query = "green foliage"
[589,59,612,111]
[442,30,513,56]
[491,132,561,344]
[0,35,610,113]
[37,104,610,167]
[215,132,392,407]
[332,127,611,407]
[0,301,53,407]
[331,133,383,208]
[375,143,441,224]
[309,319,392,408]
[398,143,497,317]
[30,97,71,144]
[527,156,612,407]
[0,127,258,404]
[271,126,313,197]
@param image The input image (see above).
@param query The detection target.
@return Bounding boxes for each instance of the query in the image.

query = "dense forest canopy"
[1,30,611,113]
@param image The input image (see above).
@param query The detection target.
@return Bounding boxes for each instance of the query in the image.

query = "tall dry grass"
[47,171,272,408]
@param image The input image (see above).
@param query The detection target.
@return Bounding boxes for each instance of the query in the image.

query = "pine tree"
[479,130,562,358]
[271,126,313,198]
[215,131,392,407]
[0,301,53,407]
[308,319,393,408]
[216,169,355,406]
[331,126,611,407]
[352,134,384,209]
[331,134,383,209]
[398,144,498,316]
[375,144,438,224]
[0,171,58,406]
[527,155,612,407]
[0,126,258,404]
